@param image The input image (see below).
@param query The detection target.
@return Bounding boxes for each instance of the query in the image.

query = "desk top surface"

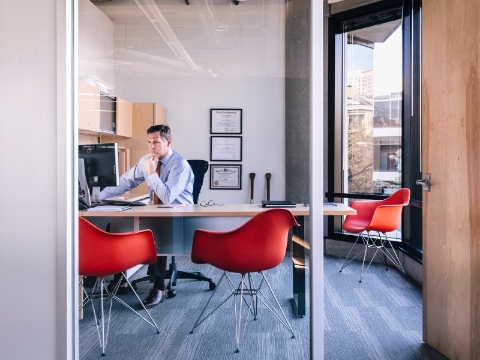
[79,203,355,217]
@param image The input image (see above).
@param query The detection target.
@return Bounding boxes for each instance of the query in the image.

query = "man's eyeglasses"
[199,200,224,207]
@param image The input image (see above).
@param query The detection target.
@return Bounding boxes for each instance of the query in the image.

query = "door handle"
[416,173,431,192]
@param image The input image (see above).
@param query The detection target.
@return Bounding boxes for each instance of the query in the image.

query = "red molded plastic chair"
[339,188,410,282]
[79,217,160,356]
[189,208,299,353]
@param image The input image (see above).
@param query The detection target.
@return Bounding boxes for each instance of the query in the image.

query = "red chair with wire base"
[79,217,160,357]
[339,188,410,282]
[189,208,299,353]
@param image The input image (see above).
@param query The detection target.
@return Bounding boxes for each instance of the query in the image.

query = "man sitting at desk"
[98,124,194,308]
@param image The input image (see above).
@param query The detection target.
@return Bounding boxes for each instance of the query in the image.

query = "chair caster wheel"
[166,289,177,298]
[208,282,216,290]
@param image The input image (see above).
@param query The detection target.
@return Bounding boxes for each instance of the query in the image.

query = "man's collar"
[160,149,173,164]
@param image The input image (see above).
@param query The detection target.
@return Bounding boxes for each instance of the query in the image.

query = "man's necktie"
[153,160,162,204]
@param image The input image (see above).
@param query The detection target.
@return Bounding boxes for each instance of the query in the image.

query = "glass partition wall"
[78,0,312,358]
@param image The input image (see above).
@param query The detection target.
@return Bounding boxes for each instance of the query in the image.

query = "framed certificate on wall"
[210,136,242,161]
[210,109,242,134]
[210,164,242,190]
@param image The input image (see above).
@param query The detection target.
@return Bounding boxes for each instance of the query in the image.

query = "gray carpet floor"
[323,255,447,360]
[79,254,448,360]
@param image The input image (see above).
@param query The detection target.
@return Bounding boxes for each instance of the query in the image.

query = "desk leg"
[291,216,306,318]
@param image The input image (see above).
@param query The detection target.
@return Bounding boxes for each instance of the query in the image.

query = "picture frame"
[210,164,242,190]
[210,109,242,134]
[210,136,242,161]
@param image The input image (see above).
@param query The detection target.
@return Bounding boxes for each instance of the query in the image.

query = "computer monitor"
[78,143,119,205]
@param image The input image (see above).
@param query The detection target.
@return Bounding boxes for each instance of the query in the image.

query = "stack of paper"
[157,204,186,209]
[86,205,131,212]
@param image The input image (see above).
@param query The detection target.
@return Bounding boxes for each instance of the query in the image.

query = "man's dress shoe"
[143,289,166,308]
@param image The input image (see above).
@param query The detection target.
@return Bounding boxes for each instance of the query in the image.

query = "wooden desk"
[80,203,355,317]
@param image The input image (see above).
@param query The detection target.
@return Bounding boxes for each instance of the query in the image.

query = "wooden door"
[422,0,480,358]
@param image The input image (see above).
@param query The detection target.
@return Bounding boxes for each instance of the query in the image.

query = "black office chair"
[131,160,216,298]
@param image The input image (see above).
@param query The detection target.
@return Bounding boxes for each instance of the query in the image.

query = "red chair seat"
[192,209,297,274]
[339,188,410,282]
[78,217,159,356]
[190,208,299,352]
[79,218,156,277]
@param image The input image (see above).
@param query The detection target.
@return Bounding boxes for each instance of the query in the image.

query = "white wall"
[0,1,65,358]
[115,75,285,204]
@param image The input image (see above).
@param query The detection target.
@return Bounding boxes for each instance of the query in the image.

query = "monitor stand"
[91,186,101,203]
[79,159,91,208]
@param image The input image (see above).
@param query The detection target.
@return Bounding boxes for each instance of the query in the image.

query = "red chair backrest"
[342,188,410,234]
[79,217,157,277]
[381,188,410,206]
[191,209,299,274]
[367,188,410,233]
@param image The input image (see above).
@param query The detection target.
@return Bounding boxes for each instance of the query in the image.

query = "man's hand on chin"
[144,156,157,176]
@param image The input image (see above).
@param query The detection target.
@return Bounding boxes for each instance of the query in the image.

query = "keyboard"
[100,199,147,206]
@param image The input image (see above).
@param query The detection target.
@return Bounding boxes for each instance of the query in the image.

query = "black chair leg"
[131,256,216,296]
[166,256,216,298]
[131,275,154,290]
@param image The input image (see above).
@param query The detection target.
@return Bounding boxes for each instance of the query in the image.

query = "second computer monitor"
[79,142,119,193]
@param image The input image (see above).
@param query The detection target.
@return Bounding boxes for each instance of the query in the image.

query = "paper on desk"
[87,206,131,212]
[157,204,186,208]
[323,202,337,206]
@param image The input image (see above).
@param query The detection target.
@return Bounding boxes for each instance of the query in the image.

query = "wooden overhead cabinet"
[115,97,132,137]
[133,103,166,128]
[78,80,100,132]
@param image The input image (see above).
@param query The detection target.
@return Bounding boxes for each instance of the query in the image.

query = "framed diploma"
[210,109,242,134]
[210,136,242,161]
[210,164,242,190]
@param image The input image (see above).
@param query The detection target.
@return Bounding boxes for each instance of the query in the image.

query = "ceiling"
[84,0,285,78]
[351,19,401,45]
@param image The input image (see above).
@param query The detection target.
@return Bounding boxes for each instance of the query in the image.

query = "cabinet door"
[78,80,100,131]
[153,104,166,125]
[115,97,132,137]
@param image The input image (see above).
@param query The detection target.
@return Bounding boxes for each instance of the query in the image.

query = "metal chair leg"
[381,237,406,276]
[257,272,295,337]
[84,274,160,356]
[234,274,245,352]
[190,272,228,333]
[339,233,367,272]
[86,278,112,357]
[191,271,295,352]
[357,232,407,282]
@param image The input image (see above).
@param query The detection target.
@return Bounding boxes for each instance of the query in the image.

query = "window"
[335,5,403,198]
[327,0,422,257]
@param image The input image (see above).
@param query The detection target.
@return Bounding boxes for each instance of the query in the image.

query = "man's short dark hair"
[147,125,171,141]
